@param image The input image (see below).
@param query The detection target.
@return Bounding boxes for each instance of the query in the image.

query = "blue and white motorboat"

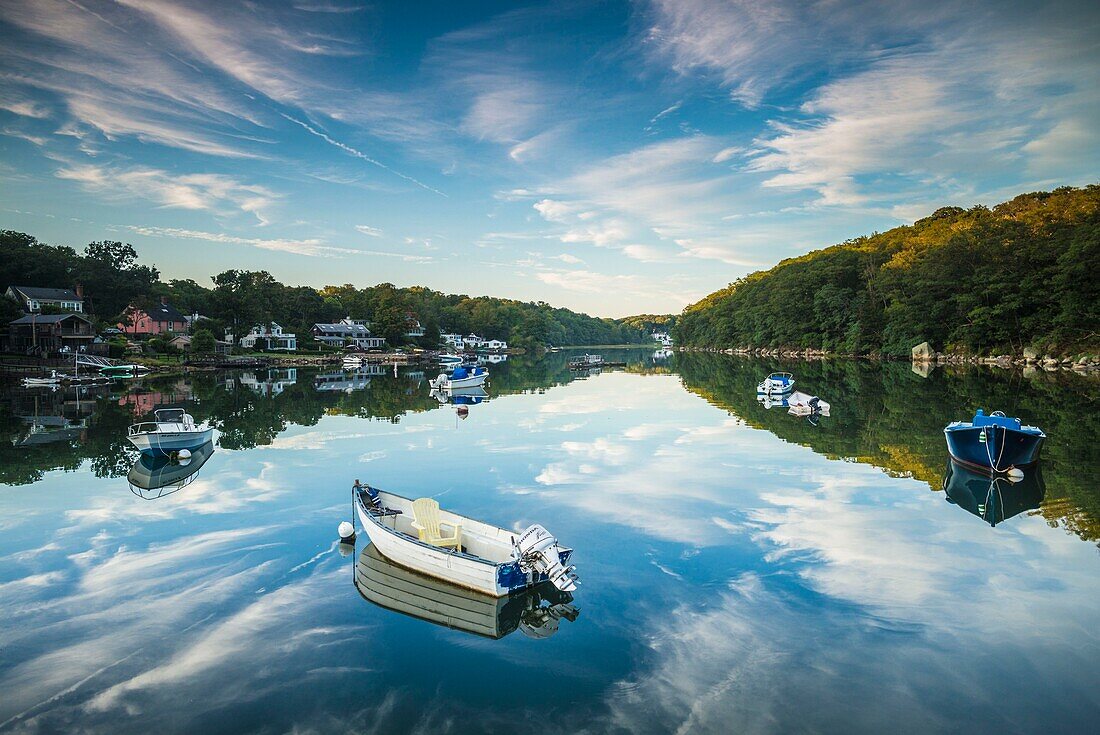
[943,409,1045,473]
[757,372,795,395]
[127,408,214,456]
[430,364,488,390]
[942,459,1045,527]
[352,484,578,597]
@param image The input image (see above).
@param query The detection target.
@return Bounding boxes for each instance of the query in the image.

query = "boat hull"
[354,490,570,598]
[943,425,1044,472]
[356,497,504,596]
[128,428,214,455]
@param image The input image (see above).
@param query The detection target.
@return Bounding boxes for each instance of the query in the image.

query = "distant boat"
[429,364,488,390]
[353,484,578,597]
[437,353,463,365]
[22,370,64,387]
[942,458,1045,527]
[100,363,149,377]
[944,409,1045,473]
[756,372,795,395]
[786,390,830,417]
[354,543,579,640]
[128,440,215,498]
[127,408,214,455]
[568,354,603,369]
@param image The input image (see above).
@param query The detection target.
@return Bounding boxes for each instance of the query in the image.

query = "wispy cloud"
[354,225,382,237]
[123,225,357,258]
[56,164,278,222]
[281,114,447,197]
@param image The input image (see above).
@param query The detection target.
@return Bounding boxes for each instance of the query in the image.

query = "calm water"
[1,352,1098,734]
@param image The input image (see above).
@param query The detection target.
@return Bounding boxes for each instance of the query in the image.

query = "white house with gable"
[240,323,297,351]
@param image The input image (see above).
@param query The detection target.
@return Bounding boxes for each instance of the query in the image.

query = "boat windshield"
[153,408,186,423]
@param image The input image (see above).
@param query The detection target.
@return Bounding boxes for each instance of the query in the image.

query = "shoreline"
[675,346,1100,374]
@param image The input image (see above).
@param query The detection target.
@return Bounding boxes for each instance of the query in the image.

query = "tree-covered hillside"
[676,186,1100,356]
[0,230,648,349]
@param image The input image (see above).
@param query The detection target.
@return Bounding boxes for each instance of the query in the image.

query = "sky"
[0,0,1097,318]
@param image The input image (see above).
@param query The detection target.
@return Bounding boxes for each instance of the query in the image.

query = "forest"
[0,230,649,349]
[675,186,1100,356]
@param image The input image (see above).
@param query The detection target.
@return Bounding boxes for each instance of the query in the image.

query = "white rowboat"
[353,485,577,598]
[127,408,214,455]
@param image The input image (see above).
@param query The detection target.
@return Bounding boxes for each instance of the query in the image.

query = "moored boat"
[127,408,214,455]
[354,543,579,639]
[100,363,149,377]
[352,484,578,597]
[429,364,488,390]
[756,372,795,395]
[943,409,1045,473]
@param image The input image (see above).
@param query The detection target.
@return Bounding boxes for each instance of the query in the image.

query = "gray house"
[6,285,86,313]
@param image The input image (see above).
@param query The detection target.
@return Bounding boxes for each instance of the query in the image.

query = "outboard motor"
[512,524,579,592]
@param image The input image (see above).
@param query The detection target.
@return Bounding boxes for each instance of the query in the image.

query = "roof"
[313,323,372,335]
[10,285,81,301]
[10,312,92,325]
[139,301,186,322]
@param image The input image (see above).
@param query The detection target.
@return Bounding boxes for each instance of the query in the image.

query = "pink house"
[119,297,188,336]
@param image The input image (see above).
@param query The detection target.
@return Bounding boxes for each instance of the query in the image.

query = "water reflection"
[354,544,578,640]
[942,459,1045,527]
[127,440,216,499]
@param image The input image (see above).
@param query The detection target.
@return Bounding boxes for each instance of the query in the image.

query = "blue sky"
[1,0,1097,317]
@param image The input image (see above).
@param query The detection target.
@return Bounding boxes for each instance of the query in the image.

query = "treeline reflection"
[676,353,1100,545]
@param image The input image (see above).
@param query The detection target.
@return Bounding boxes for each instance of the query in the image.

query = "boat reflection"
[430,386,489,405]
[942,459,1045,527]
[756,394,789,410]
[127,440,216,499]
[354,544,579,640]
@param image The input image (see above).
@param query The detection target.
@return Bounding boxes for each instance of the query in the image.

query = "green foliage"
[1,231,648,349]
[677,185,1100,355]
[617,313,678,334]
[190,329,216,354]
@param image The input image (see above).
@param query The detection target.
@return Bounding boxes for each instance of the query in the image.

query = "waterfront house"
[652,331,673,347]
[119,297,188,336]
[6,285,85,313]
[240,323,297,351]
[167,334,229,354]
[311,318,386,350]
[485,339,508,351]
[463,334,486,349]
[9,313,96,355]
[440,332,465,350]
[404,313,426,338]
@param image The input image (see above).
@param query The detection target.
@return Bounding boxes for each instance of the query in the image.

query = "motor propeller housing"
[512,524,579,592]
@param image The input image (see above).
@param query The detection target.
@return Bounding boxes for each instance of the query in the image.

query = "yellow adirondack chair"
[411,498,462,550]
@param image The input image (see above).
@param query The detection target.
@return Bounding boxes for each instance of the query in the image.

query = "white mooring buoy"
[338,521,356,543]
[1006,467,1025,482]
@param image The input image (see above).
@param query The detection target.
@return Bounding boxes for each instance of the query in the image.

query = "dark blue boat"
[943,409,1045,473]
[942,459,1045,527]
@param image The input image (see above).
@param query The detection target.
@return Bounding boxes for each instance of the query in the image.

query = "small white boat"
[437,353,463,365]
[127,408,214,455]
[22,371,64,387]
[429,364,488,390]
[353,485,578,597]
[786,390,830,416]
[757,371,795,395]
